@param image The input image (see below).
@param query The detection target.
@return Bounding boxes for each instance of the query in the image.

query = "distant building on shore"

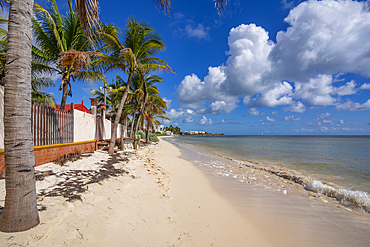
[181,131,223,136]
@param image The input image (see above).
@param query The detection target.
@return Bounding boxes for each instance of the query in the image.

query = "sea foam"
[305,180,370,212]
[230,158,370,212]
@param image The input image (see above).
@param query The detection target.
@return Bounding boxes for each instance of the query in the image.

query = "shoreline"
[0,137,369,246]
[169,135,370,211]
[168,136,370,246]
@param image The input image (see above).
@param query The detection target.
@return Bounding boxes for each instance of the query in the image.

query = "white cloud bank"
[177,0,370,113]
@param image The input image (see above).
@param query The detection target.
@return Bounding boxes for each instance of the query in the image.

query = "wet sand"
[173,137,370,246]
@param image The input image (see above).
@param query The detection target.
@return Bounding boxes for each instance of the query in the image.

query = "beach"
[1,137,370,246]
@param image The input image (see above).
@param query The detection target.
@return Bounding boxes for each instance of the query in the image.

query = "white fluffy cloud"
[208,101,239,114]
[177,0,370,113]
[360,83,370,90]
[284,101,306,113]
[163,97,172,109]
[166,108,196,119]
[336,99,370,111]
[318,113,331,118]
[284,115,302,121]
[248,108,263,116]
[183,117,194,123]
[335,80,357,96]
[266,116,276,122]
[199,116,213,126]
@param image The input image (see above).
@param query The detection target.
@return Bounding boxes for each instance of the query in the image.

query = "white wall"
[73,109,96,142]
[74,109,123,141]
[103,118,111,139]
[0,97,124,148]
[0,85,3,149]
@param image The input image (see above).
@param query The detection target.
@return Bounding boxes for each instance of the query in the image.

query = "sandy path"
[0,138,271,246]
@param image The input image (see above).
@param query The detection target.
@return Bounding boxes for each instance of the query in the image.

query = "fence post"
[134,135,140,150]
[71,103,74,143]
[100,104,106,139]
[120,135,125,151]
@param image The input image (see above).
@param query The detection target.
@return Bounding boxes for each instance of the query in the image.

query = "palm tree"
[134,73,169,143]
[0,0,40,232]
[97,19,173,154]
[128,73,146,138]
[130,73,163,139]
[32,0,103,111]
[143,98,170,143]
[91,75,127,113]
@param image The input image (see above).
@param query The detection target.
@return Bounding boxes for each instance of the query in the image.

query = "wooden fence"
[31,104,74,146]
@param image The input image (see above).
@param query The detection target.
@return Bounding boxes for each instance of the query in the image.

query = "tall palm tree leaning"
[98,19,173,154]
[0,0,228,232]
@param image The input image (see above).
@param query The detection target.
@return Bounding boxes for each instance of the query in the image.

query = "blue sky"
[40,0,370,135]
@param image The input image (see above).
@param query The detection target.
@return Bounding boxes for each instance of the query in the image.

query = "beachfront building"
[165,131,173,135]
[154,125,165,133]
[181,131,206,135]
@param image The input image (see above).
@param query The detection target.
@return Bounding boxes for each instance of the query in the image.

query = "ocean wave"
[222,155,370,212]
[305,180,370,212]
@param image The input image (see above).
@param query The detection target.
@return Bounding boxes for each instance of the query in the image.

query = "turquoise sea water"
[171,135,370,211]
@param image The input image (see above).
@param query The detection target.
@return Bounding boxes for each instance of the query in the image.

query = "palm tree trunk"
[140,77,148,142]
[108,70,134,154]
[133,113,142,138]
[0,0,40,232]
[122,113,128,138]
[129,102,138,138]
[60,77,69,111]
[145,120,150,143]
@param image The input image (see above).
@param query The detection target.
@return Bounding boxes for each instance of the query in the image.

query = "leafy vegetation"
[164,125,181,134]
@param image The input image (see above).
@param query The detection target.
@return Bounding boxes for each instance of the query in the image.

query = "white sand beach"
[1,137,370,246]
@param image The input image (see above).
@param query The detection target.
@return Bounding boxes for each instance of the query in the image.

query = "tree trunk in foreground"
[108,71,134,154]
[0,0,40,232]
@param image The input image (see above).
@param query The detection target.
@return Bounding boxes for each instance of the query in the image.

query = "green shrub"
[138,131,146,139]
[149,133,159,142]
[155,132,167,136]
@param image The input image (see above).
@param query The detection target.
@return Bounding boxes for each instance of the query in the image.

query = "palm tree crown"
[32,0,103,110]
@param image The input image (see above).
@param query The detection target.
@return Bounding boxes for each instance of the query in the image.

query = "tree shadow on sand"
[37,152,131,206]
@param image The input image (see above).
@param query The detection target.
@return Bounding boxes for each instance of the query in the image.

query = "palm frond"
[73,0,100,41]
[214,0,228,13]
[151,0,172,15]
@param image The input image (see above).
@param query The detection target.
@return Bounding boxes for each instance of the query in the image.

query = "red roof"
[55,100,91,114]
